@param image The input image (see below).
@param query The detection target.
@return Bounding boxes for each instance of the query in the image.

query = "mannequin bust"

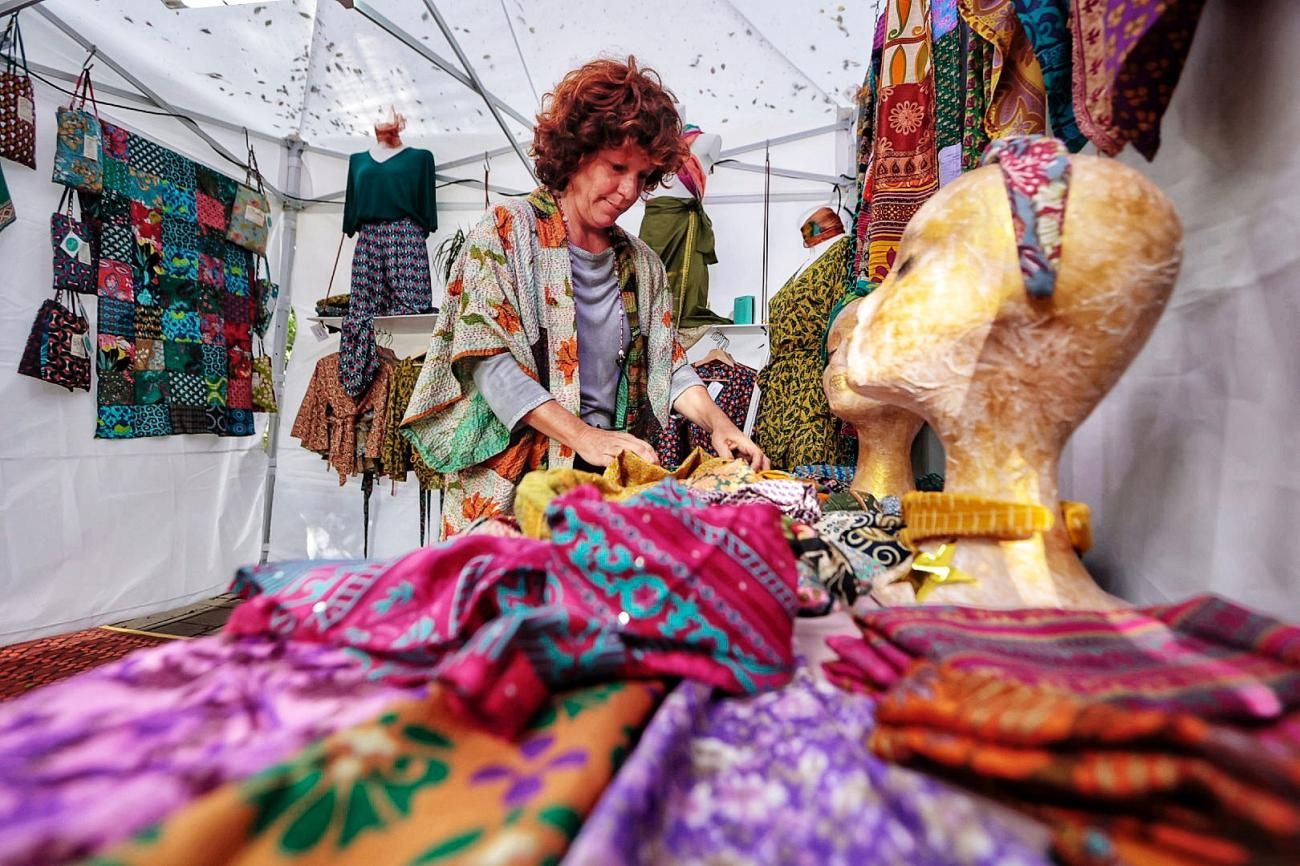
[658,132,722,200]
[845,154,1182,609]
[823,293,923,499]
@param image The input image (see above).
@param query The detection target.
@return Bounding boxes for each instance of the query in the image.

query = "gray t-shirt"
[473,243,702,431]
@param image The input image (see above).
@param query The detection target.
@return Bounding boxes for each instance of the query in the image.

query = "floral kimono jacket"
[402,188,687,538]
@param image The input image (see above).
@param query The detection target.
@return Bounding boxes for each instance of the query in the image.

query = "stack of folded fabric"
[315,293,351,318]
[824,597,1300,866]
[0,486,802,866]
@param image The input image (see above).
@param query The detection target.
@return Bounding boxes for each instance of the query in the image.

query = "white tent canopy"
[1,0,1296,645]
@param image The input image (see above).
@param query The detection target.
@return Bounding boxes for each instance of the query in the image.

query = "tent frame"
[13,0,860,563]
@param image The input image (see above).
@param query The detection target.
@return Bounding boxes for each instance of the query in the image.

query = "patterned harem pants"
[339,218,432,396]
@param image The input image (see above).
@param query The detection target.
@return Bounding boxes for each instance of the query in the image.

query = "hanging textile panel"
[89,121,256,439]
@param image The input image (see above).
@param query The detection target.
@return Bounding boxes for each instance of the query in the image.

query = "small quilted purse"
[50,188,96,293]
[227,143,270,256]
[0,13,36,169]
[17,288,92,392]
[251,337,277,413]
[52,66,102,192]
[253,254,278,339]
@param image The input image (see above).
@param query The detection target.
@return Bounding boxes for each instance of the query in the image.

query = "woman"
[402,57,768,538]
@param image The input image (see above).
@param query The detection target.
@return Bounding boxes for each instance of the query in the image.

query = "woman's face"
[564,142,656,233]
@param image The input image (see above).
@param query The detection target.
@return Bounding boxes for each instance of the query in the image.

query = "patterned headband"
[981,135,1072,298]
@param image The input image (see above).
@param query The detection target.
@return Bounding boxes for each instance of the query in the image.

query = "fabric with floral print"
[860,0,941,283]
[1071,0,1207,160]
[563,664,1053,866]
[0,636,423,866]
[981,135,1071,298]
[654,359,757,469]
[401,187,686,540]
[53,104,103,193]
[94,681,659,866]
[957,0,1049,141]
[226,484,797,739]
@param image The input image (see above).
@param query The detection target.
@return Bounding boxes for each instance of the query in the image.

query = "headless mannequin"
[658,133,722,200]
[370,108,408,162]
[846,155,1182,609]
[823,293,922,499]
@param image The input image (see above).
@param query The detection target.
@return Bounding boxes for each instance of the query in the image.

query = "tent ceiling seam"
[498,0,539,107]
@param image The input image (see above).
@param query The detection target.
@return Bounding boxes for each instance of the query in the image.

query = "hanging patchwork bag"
[253,254,278,338]
[250,337,277,413]
[227,142,270,255]
[52,65,102,192]
[50,188,96,293]
[0,13,37,169]
[18,288,92,392]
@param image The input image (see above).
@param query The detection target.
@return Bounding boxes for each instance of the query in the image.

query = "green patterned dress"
[754,236,857,471]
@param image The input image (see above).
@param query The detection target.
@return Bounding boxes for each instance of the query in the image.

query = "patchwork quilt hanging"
[87,120,257,439]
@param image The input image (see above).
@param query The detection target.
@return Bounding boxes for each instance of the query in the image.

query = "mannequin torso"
[368,143,409,163]
[823,295,922,499]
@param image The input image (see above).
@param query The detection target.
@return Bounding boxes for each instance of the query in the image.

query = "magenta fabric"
[228,485,800,738]
[0,636,421,866]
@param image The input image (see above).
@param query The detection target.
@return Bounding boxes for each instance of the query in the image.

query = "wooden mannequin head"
[823,294,923,499]
[847,154,1182,608]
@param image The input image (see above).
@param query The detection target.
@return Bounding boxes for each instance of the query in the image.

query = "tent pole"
[344,1,534,132]
[258,135,307,564]
[439,143,518,171]
[418,0,536,182]
[718,160,850,187]
[28,62,349,162]
[0,0,45,16]
[33,6,283,198]
[720,121,851,159]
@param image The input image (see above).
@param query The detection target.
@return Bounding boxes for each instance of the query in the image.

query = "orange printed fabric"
[96,681,661,866]
[871,664,1300,865]
[956,0,1048,138]
[863,0,940,283]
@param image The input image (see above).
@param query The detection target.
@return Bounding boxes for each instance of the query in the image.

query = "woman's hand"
[711,423,771,472]
[522,401,659,468]
[576,428,661,468]
[671,384,771,472]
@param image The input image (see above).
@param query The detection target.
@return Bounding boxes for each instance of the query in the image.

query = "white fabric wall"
[1061,0,1300,618]
[0,80,286,644]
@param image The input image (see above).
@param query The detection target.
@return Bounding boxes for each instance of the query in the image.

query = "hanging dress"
[754,236,856,471]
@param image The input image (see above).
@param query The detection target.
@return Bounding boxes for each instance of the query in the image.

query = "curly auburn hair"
[532,56,690,192]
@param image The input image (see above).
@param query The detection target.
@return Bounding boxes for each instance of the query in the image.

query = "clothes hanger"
[696,329,736,367]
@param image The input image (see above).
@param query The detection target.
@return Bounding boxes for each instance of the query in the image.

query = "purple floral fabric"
[0,636,421,866]
[563,664,1053,866]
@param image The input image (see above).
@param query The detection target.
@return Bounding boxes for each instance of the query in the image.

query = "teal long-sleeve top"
[342,147,439,236]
